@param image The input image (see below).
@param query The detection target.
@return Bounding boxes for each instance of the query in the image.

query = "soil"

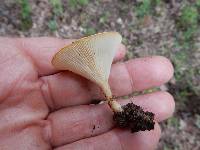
[113,103,155,132]
[0,0,200,150]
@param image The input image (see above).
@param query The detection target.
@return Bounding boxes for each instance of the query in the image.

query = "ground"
[0,0,200,149]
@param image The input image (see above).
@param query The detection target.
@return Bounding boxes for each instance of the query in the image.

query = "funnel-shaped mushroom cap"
[52,32,122,98]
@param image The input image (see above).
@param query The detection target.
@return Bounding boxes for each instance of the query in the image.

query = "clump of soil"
[113,103,155,132]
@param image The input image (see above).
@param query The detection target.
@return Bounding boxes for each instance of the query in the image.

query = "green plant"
[170,42,200,109]
[99,12,110,24]
[152,0,161,6]
[78,0,89,5]
[163,145,171,150]
[195,0,200,8]
[49,0,63,16]
[172,50,187,79]
[84,27,96,35]
[164,145,180,150]
[135,0,151,18]
[179,6,198,29]
[79,13,90,27]
[175,5,199,49]
[167,117,180,129]
[135,0,161,18]
[48,19,57,31]
[69,0,89,8]
[155,4,200,109]
[182,27,196,42]
[17,0,32,30]
[48,0,63,32]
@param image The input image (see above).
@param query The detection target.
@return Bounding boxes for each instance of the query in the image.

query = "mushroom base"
[113,103,155,132]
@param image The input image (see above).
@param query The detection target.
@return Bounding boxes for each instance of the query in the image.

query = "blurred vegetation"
[84,27,96,35]
[176,5,199,44]
[133,0,200,113]
[172,3,200,112]
[47,19,57,32]
[99,11,110,24]
[69,0,89,8]
[17,0,32,30]
[12,0,200,115]
[164,145,180,150]
[49,0,63,16]
[135,0,161,18]
[167,117,180,129]
[48,0,63,32]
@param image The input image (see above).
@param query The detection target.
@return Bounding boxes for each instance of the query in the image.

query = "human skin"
[0,37,175,150]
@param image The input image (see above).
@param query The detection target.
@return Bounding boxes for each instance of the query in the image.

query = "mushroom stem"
[108,98,123,113]
[101,82,123,112]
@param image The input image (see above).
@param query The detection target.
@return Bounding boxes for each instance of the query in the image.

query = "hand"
[0,37,174,150]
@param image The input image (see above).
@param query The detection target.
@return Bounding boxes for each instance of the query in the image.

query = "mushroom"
[52,32,155,132]
[52,32,123,112]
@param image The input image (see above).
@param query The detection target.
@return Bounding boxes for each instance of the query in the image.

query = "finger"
[55,123,161,150]
[113,44,126,63]
[46,91,174,147]
[15,37,126,76]
[120,91,175,121]
[40,56,174,109]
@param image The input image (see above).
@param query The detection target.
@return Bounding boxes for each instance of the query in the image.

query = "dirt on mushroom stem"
[113,102,155,133]
[107,97,155,133]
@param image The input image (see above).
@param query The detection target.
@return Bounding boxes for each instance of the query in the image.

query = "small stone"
[117,18,123,25]
[179,119,187,130]
[154,26,161,33]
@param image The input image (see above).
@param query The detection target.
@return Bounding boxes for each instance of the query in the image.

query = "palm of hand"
[0,38,50,149]
[0,37,174,150]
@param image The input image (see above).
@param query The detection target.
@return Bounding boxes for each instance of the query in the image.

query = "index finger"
[15,37,126,76]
